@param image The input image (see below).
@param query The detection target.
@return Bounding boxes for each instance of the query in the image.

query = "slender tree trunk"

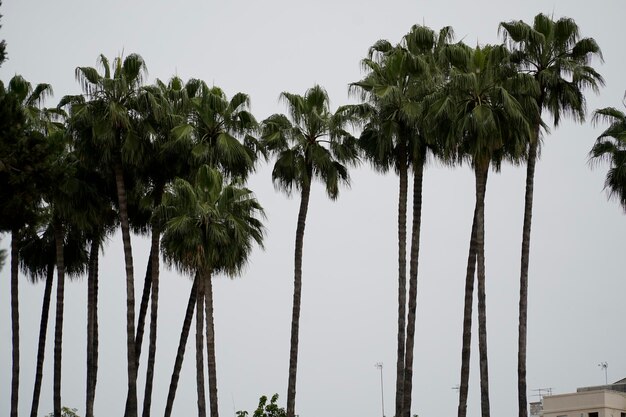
[395,145,409,417]
[136,248,153,366]
[30,263,54,417]
[10,228,19,417]
[457,199,479,417]
[115,158,138,417]
[204,270,218,417]
[126,250,152,415]
[518,135,537,417]
[53,221,65,417]
[93,239,100,413]
[196,275,207,417]
[476,163,490,417]
[286,170,312,417]
[164,275,199,417]
[86,238,100,417]
[142,193,163,417]
[402,159,424,417]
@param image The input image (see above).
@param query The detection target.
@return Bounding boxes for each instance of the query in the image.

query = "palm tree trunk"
[53,221,65,417]
[115,158,138,417]
[126,251,152,415]
[135,249,153,367]
[518,135,538,417]
[10,227,20,417]
[204,270,219,417]
[196,275,207,417]
[30,263,54,417]
[142,203,163,417]
[403,159,424,417]
[86,238,99,417]
[93,239,100,413]
[457,196,479,417]
[286,171,312,417]
[476,163,490,417]
[395,145,409,417]
[164,274,199,417]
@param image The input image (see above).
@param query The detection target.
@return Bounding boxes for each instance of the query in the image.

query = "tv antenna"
[531,387,553,399]
[598,362,608,384]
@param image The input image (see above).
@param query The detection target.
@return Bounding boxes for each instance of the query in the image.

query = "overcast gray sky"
[1,1,625,417]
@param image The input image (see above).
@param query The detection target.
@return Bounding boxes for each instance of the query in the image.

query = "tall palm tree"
[72,53,148,417]
[261,85,358,417]
[134,76,197,417]
[400,25,455,417]
[0,75,55,417]
[60,92,119,417]
[160,165,265,417]
[499,15,604,416]
[351,43,414,417]
[589,104,626,209]
[430,44,534,417]
[349,33,446,416]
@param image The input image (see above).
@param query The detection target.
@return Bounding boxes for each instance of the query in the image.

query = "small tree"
[236,394,286,417]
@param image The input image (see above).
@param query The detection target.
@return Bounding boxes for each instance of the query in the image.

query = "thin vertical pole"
[376,363,384,417]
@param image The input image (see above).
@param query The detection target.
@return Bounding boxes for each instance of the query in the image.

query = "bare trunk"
[164,275,198,417]
[204,270,219,417]
[135,249,153,367]
[10,228,19,417]
[116,158,138,417]
[30,263,54,417]
[395,144,408,417]
[196,276,207,417]
[403,159,424,417]
[286,167,312,417]
[86,238,100,417]
[53,221,65,417]
[457,196,479,417]
[142,189,163,417]
[476,163,490,417]
[518,135,537,417]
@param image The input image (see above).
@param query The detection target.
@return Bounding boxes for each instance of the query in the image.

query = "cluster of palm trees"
[2,11,619,417]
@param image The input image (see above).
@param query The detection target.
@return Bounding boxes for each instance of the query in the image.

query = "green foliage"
[0,1,7,67]
[0,242,5,270]
[45,406,80,417]
[590,103,626,210]
[237,394,286,417]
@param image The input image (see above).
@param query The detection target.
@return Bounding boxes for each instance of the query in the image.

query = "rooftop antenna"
[375,362,385,417]
[531,387,553,399]
[598,362,608,384]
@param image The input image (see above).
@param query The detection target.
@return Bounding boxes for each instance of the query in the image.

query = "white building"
[531,379,626,417]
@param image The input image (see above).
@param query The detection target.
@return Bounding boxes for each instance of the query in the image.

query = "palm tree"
[430,44,534,417]
[135,76,196,417]
[589,103,626,209]
[72,53,148,417]
[499,15,604,416]
[261,85,358,417]
[0,75,55,417]
[60,92,119,417]
[400,25,455,417]
[349,33,445,416]
[160,165,265,417]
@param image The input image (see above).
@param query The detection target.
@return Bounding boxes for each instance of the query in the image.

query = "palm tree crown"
[590,104,626,210]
